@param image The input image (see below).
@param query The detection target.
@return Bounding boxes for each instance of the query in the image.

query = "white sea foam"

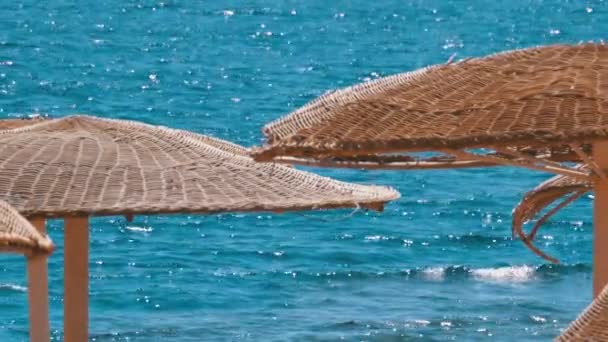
[531,315,547,323]
[413,319,430,326]
[421,267,445,281]
[364,235,389,241]
[125,226,153,233]
[471,265,535,283]
[0,284,27,292]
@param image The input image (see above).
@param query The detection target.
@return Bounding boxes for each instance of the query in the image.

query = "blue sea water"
[0,0,605,340]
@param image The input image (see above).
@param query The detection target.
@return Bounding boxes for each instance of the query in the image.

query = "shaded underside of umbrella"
[511,171,590,263]
[0,199,53,255]
[254,43,608,172]
[0,115,399,218]
[557,283,608,341]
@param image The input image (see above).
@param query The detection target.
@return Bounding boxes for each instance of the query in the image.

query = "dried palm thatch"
[557,282,608,341]
[0,116,48,130]
[254,43,608,168]
[0,115,399,218]
[512,171,590,263]
[0,200,53,255]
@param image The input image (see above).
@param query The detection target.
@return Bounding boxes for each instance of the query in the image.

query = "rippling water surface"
[0,0,604,340]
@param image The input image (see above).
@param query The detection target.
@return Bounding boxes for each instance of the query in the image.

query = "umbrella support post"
[593,141,608,298]
[64,216,89,342]
[26,217,50,342]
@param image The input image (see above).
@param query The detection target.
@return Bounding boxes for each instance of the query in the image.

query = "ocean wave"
[414,264,589,282]
[211,263,590,283]
[323,316,484,331]
[0,284,27,293]
[470,266,535,283]
[360,233,515,247]
[90,327,179,340]
[124,226,153,233]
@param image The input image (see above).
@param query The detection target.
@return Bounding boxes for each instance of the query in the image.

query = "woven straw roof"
[0,117,47,130]
[255,43,608,162]
[557,282,608,341]
[0,200,54,255]
[0,115,398,217]
[512,171,589,263]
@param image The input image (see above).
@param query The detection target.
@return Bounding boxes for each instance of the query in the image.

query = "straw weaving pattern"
[0,115,398,217]
[0,117,47,130]
[257,43,608,160]
[557,283,608,341]
[0,200,53,255]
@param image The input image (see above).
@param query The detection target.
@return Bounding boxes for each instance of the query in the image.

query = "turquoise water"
[0,0,604,340]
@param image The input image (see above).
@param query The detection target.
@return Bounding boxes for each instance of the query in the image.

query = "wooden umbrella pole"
[593,141,608,298]
[26,217,50,342]
[64,216,89,342]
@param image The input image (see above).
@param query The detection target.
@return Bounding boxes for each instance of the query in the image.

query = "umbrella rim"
[253,128,607,161]
[0,200,54,255]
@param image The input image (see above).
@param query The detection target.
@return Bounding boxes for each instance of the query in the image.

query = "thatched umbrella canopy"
[253,42,608,299]
[2,115,397,217]
[0,199,54,342]
[0,115,398,342]
[0,116,47,130]
[0,199,53,255]
[557,282,608,341]
[254,43,608,169]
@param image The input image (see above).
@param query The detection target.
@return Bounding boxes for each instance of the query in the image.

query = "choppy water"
[0,0,604,340]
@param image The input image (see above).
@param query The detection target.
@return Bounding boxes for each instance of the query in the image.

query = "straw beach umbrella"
[0,116,46,130]
[557,282,608,341]
[0,199,54,342]
[253,42,608,298]
[0,199,54,255]
[0,115,399,342]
